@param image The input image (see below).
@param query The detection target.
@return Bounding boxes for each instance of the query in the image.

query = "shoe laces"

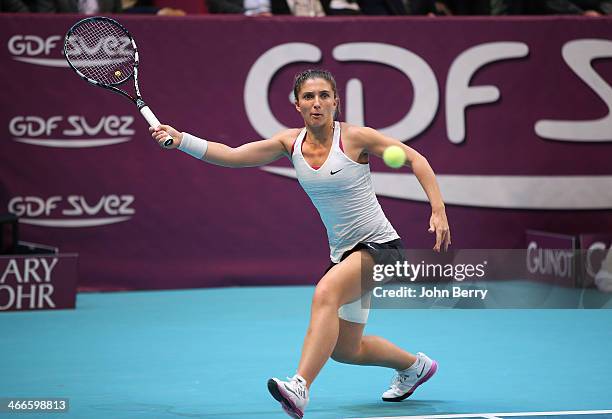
[389,372,410,389]
[287,376,308,399]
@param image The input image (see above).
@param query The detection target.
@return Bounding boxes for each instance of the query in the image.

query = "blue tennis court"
[1,286,610,419]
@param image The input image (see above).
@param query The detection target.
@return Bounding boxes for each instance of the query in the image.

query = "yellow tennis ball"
[114,70,121,77]
[383,145,406,169]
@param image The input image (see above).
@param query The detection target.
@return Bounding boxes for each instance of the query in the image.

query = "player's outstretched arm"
[150,125,294,168]
[351,125,451,252]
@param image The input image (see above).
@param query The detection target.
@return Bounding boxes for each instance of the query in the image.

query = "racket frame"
[63,16,173,147]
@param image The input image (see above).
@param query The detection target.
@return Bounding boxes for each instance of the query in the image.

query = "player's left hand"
[428,207,451,252]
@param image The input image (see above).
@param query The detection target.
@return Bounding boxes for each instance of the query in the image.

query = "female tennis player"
[150,69,450,419]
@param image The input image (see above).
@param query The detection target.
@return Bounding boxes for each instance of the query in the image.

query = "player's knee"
[312,284,340,309]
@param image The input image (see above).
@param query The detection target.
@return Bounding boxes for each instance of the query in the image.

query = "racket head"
[64,16,137,88]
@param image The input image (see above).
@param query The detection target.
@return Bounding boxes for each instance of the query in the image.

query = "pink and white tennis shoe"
[382,352,438,402]
[268,374,309,419]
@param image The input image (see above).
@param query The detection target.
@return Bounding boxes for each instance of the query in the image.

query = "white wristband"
[178,132,208,160]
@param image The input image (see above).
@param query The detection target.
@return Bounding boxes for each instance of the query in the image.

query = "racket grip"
[140,105,174,147]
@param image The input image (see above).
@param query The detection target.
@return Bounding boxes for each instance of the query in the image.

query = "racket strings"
[66,19,135,85]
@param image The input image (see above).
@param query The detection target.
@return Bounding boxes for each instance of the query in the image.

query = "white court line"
[347,409,612,419]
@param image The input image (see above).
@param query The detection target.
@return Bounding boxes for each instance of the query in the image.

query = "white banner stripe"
[13,137,132,148]
[346,409,612,419]
[373,174,612,210]
[12,57,68,67]
[20,217,131,227]
[13,56,130,67]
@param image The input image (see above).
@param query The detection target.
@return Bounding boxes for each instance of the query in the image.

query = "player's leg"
[330,318,437,402]
[327,240,438,403]
[294,240,413,383]
[267,250,369,418]
[331,318,416,369]
[295,250,372,385]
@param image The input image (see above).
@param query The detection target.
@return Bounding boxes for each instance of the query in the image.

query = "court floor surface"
[1,286,611,419]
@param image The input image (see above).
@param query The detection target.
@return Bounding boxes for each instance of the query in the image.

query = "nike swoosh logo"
[416,363,426,378]
[283,383,301,398]
[330,169,343,175]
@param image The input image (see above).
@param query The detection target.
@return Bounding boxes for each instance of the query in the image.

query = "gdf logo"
[258,40,612,210]
[7,35,66,67]
[246,40,612,143]
[8,195,136,227]
[9,115,135,148]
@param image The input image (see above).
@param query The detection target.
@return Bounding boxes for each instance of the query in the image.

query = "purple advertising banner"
[1,15,612,290]
[0,254,78,311]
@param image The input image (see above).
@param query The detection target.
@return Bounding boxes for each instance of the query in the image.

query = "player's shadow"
[342,399,450,416]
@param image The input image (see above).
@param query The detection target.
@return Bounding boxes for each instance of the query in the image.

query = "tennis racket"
[63,16,173,147]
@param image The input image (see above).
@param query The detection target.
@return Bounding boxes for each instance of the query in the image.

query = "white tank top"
[292,121,400,262]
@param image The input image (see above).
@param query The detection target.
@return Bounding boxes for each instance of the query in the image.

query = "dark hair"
[293,69,338,99]
[293,69,341,118]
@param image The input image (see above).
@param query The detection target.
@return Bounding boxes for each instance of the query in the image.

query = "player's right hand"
[149,124,182,149]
